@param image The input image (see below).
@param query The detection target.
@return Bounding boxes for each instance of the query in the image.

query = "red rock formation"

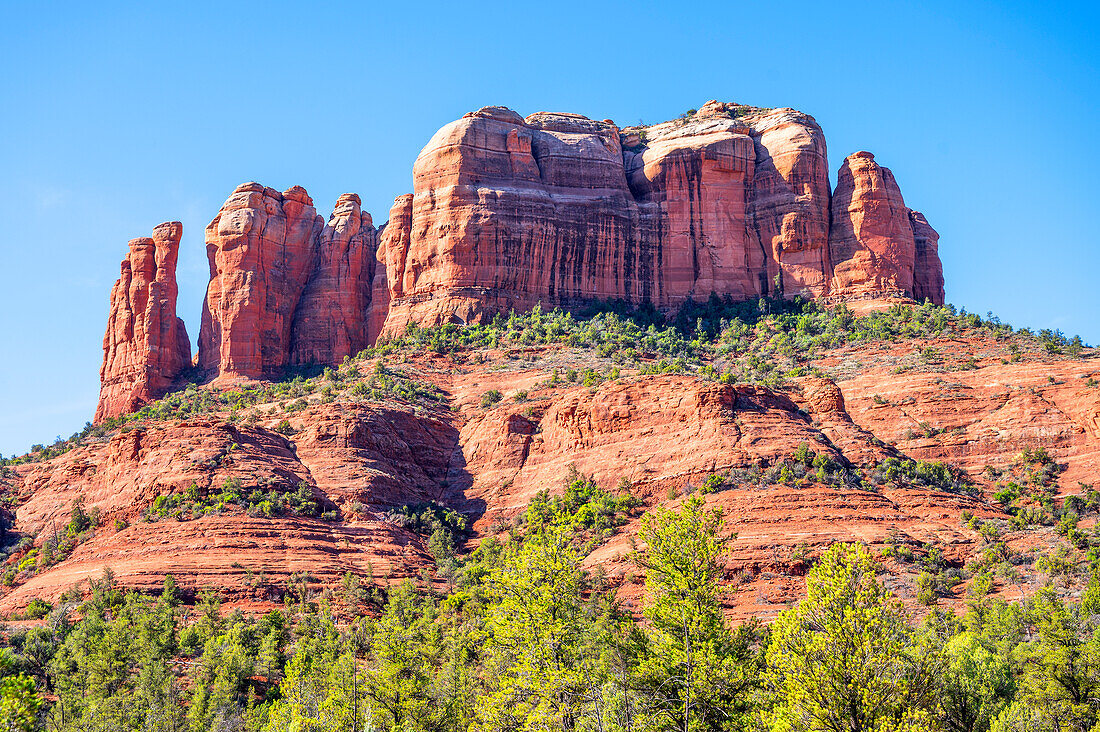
[828,152,919,299]
[624,104,764,302]
[97,101,945,422]
[95,222,191,422]
[910,210,945,304]
[197,183,323,379]
[378,102,837,335]
[24,329,1092,616]
[746,108,832,296]
[289,194,379,366]
[5,415,440,608]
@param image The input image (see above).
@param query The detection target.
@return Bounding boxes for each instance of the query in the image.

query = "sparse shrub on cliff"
[698,473,726,494]
[992,448,1069,528]
[725,444,861,492]
[143,477,322,522]
[869,457,978,496]
[21,597,51,620]
[389,501,468,539]
[66,499,90,536]
[522,469,640,542]
[479,389,502,408]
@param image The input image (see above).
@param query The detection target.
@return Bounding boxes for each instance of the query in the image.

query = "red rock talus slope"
[95,222,191,421]
[378,101,841,334]
[197,183,324,379]
[4,406,455,607]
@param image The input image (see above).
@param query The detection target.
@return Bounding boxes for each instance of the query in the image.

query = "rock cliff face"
[97,100,945,413]
[377,101,942,335]
[746,108,833,296]
[195,185,384,381]
[95,223,191,421]
[910,210,945,304]
[828,151,943,303]
[197,183,324,379]
[377,101,844,335]
[289,193,380,366]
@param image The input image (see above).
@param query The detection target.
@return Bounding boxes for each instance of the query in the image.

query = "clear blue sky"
[1,1,1097,456]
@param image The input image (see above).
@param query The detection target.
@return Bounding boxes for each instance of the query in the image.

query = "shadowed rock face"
[95,222,191,421]
[910,210,945,304]
[289,193,380,367]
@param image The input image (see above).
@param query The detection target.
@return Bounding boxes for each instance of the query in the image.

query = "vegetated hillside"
[2,299,1097,621]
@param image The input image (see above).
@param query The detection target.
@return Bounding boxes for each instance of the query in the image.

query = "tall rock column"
[95,222,191,421]
[748,108,832,297]
[625,101,763,303]
[289,193,379,366]
[197,183,323,379]
[909,211,945,304]
[828,151,917,298]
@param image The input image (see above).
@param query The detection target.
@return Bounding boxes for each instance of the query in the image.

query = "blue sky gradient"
[1,0,1097,455]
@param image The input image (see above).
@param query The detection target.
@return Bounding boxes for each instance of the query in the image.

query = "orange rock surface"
[95,222,191,421]
[197,183,323,379]
[30,328,1100,617]
[289,193,380,367]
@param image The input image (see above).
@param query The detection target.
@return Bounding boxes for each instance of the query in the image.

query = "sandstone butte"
[19,99,1084,620]
[94,100,945,418]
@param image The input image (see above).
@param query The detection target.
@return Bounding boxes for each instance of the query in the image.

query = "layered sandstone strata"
[31,332,1096,618]
[378,100,841,335]
[95,222,191,421]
